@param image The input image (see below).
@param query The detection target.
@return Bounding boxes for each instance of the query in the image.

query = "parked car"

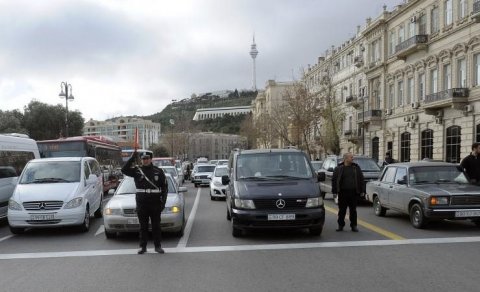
[103,174,186,238]
[318,155,381,202]
[192,163,216,187]
[152,157,175,167]
[216,159,229,166]
[7,157,104,234]
[160,166,182,187]
[310,160,323,173]
[175,160,184,183]
[222,148,325,237]
[366,162,480,229]
[210,165,229,200]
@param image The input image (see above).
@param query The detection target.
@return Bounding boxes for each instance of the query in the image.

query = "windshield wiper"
[266,175,308,180]
[33,178,70,183]
[414,180,431,184]
[239,176,270,180]
[434,179,454,184]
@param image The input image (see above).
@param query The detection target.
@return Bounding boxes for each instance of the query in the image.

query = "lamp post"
[59,82,74,137]
[169,118,175,157]
[361,97,366,155]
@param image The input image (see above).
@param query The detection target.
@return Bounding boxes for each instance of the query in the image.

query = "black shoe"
[137,247,146,254]
[336,226,344,232]
[155,247,165,254]
[351,226,359,232]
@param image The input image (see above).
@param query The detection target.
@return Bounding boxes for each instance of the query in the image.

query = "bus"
[0,133,40,219]
[37,136,123,193]
[121,149,153,163]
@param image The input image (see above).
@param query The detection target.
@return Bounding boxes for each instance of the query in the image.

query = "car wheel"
[194,184,198,188]
[210,195,215,201]
[373,196,387,217]
[176,212,186,237]
[309,227,322,236]
[105,229,117,239]
[410,203,427,229]
[94,195,103,218]
[79,206,90,232]
[231,218,242,237]
[9,226,25,234]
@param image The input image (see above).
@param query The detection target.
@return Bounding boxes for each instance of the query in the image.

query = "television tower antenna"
[249,34,259,91]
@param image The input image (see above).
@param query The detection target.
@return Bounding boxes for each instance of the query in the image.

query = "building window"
[457,58,467,87]
[372,137,379,163]
[408,21,415,38]
[431,6,439,33]
[407,77,414,104]
[477,124,480,142]
[419,73,426,100]
[400,132,411,162]
[421,129,433,160]
[443,63,451,90]
[446,126,461,163]
[445,0,453,26]
[388,84,394,109]
[389,31,395,55]
[458,0,467,19]
[431,68,438,93]
[397,80,404,106]
[419,14,427,34]
[398,25,404,44]
[475,54,480,86]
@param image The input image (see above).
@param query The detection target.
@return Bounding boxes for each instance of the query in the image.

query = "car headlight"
[430,196,449,205]
[8,200,22,211]
[234,199,255,209]
[166,206,181,213]
[104,208,122,215]
[306,197,323,207]
[213,180,223,187]
[64,197,83,209]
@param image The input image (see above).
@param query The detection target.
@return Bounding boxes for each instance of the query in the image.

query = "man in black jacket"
[460,142,480,185]
[122,151,168,254]
[332,153,365,232]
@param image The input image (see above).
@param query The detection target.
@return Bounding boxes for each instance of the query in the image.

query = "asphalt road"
[1,181,480,292]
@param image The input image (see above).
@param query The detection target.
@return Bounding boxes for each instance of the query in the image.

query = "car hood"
[105,193,179,209]
[195,172,213,176]
[13,183,81,202]
[363,172,381,180]
[413,184,480,195]
[234,179,319,199]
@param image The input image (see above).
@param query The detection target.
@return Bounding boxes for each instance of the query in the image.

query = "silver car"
[366,162,480,229]
[103,174,186,238]
[161,166,182,187]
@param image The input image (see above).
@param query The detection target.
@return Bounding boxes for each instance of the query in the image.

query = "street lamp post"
[59,82,74,137]
[169,119,175,157]
[362,97,366,155]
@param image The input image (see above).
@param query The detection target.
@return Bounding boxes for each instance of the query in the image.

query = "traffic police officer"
[121,151,168,254]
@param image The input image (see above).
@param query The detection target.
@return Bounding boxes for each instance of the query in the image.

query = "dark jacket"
[460,154,480,184]
[121,154,168,207]
[332,162,365,195]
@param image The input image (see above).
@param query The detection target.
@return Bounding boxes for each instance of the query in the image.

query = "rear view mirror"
[178,186,188,193]
[87,174,97,185]
[221,175,230,185]
[318,172,326,182]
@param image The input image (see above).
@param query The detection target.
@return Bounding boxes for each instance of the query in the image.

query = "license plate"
[455,210,480,218]
[30,214,55,221]
[268,214,295,221]
[127,218,139,224]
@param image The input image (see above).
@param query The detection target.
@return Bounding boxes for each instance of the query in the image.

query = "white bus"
[0,134,40,219]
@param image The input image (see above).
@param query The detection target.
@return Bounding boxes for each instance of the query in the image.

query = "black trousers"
[337,190,358,228]
[137,203,162,248]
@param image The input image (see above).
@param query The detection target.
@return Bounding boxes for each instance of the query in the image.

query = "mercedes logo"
[276,199,286,209]
[38,202,46,210]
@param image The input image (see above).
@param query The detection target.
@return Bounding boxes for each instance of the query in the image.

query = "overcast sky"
[0,0,400,121]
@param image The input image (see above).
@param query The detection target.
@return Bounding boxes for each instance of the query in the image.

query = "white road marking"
[176,187,201,248]
[0,235,14,243]
[2,236,480,260]
[95,225,105,236]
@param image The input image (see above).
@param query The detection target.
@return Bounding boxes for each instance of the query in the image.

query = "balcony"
[354,56,364,68]
[345,129,362,143]
[472,1,480,22]
[394,35,428,60]
[423,88,469,113]
[357,110,382,124]
[345,95,361,108]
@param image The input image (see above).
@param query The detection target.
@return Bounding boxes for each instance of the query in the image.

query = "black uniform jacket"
[121,154,168,208]
[460,154,480,183]
[331,162,365,195]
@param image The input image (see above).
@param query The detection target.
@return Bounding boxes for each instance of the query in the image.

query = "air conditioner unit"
[464,105,474,113]
[407,121,415,128]
[403,116,411,122]
[435,117,443,124]
[436,110,443,118]
[410,16,417,23]
[411,102,419,109]
[410,114,418,122]
[385,109,393,115]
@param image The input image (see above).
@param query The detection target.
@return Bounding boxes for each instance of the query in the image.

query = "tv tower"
[249,35,259,91]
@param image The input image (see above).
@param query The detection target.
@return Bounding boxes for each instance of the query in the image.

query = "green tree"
[0,110,27,134]
[149,143,170,157]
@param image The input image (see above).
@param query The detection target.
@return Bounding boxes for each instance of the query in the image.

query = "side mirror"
[397,179,407,185]
[108,189,115,195]
[221,175,230,185]
[87,174,98,185]
[327,167,334,172]
[318,172,326,182]
[178,186,188,193]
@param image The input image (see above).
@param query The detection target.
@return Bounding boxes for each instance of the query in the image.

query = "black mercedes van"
[222,148,325,237]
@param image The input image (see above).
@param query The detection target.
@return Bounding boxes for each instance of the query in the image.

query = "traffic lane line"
[0,235,14,243]
[324,205,405,240]
[176,187,201,248]
[2,236,480,260]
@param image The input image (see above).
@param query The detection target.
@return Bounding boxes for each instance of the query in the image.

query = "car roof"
[29,157,86,163]
[237,149,303,155]
[386,161,457,168]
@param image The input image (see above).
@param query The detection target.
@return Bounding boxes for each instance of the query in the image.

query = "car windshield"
[354,158,381,172]
[311,161,323,171]
[237,152,313,180]
[115,176,175,195]
[197,165,216,173]
[214,167,229,177]
[161,167,178,177]
[410,166,469,185]
[19,161,81,184]
[152,159,174,167]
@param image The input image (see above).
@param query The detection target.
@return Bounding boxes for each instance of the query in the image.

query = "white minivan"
[7,157,104,234]
[0,133,40,220]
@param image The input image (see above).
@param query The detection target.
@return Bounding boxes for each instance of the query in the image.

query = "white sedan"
[103,174,186,238]
[209,165,229,200]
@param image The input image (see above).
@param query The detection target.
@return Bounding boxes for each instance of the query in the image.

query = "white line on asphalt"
[2,236,480,260]
[95,225,105,236]
[0,235,14,243]
[176,187,201,248]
